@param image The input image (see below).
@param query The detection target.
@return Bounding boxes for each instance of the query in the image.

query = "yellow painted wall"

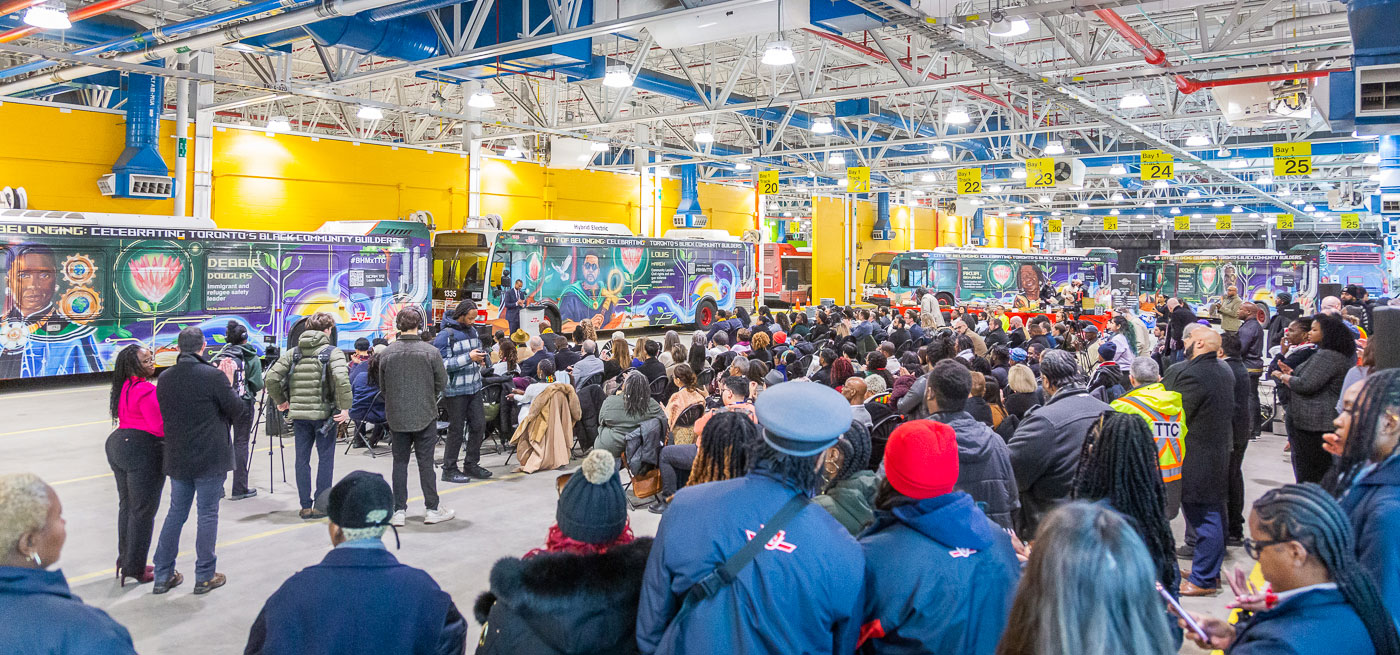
[0,101,191,216]
[811,196,847,304]
[1007,219,1033,251]
[911,207,937,249]
[939,211,965,246]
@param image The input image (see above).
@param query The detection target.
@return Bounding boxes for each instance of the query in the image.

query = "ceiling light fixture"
[811,117,835,134]
[1229,158,1247,169]
[1153,179,1168,189]
[1232,205,1244,213]
[1012,168,1028,180]
[1052,210,1062,216]
[1144,200,1157,207]
[1217,147,1232,158]
[23,1,69,30]
[1038,194,1052,202]
[1257,174,1274,185]
[1077,202,1089,209]
[1304,203,1317,212]
[356,106,383,121]
[1044,141,1065,156]
[828,152,846,166]
[1249,212,1260,218]
[694,130,715,144]
[266,115,291,132]
[590,141,610,152]
[1170,207,1181,214]
[1119,90,1150,109]
[988,17,1030,38]
[1212,199,1225,208]
[945,106,971,125]
[838,178,849,187]
[1185,134,1210,147]
[734,161,751,171]
[1136,213,1146,218]
[1014,206,1026,212]
[761,40,796,66]
[504,145,523,159]
[603,65,634,88]
[1366,153,1381,165]
[1186,189,1201,199]
[932,145,951,160]
[989,184,1004,192]
[1110,208,1120,215]
[1278,187,1291,196]
[1192,213,1202,219]
[1109,163,1128,175]
[468,87,495,108]
[921,173,936,183]
[1111,192,1125,202]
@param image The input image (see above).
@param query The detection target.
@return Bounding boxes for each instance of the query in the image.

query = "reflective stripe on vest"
[1116,395,1185,480]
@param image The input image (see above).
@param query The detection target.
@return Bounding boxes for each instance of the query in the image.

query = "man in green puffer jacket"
[264,313,353,520]
[815,422,879,536]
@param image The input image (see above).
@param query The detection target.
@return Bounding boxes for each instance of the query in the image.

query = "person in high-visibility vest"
[1111,355,1187,520]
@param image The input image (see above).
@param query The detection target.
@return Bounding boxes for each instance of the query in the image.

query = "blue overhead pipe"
[367,0,471,22]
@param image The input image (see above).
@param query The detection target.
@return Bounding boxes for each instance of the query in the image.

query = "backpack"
[284,345,336,405]
[215,345,249,400]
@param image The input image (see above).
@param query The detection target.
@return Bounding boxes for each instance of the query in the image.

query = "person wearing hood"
[246,471,467,654]
[214,320,264,501]
[433,300,493,483]
[921,361,1020,530]
[265,312,353,520]
[0,474,138,654]
[1087,342,1126,404]
[1110,357,1187,520]
[814,422,879,536]
[636,382,865,654]
[857,420,1020,655]
[476,450,653,654]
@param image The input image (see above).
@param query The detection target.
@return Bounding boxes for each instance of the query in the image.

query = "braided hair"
[688,411,758,486]
[1324,368,1400,496]
[1254,483,1400,655]
[109,344,148,423]
[1073,412,1179,594]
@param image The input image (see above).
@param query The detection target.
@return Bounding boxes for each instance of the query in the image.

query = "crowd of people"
[4,283,1400,654]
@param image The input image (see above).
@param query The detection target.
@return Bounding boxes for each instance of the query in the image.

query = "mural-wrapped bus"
[862,246,1117,310]
[0,210,430,380]
[433,219,755,333]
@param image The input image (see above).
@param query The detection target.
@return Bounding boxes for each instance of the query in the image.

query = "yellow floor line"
[0,386,105,400]
[66,471,524,584]
[0,419,109,437]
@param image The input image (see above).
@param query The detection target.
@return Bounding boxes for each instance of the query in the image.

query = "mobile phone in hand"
[1157,582,1210,642]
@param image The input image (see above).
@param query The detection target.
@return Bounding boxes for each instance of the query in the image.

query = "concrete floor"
[0,354,1292,654]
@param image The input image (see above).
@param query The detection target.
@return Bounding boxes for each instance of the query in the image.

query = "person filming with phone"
[434,299,493,483]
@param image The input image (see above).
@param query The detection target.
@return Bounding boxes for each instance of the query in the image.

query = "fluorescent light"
[1109,163,1127,175]
[945,106,971,125]
[1012,168,1028,180]
[1304,203,1317,212]
[1153,179,1168,189]
[1185,134,1210,147]
[932,145,950,160]
[988,18,1030,38]
[603,65,634,88]
[468,87,495,108]
[23,2,69,30]
[1144,200,1156,207]
[989,184,1004,192]
[921,173,936,182]
[1233,205,1244,213]
[811,117,835,134]
[838,178,849,187]
[1136,213,1146,219]
[357,106,384,120]
[266,115,291,132]
[1119,90,1150,109]
[504,145,523,158]
[828,152,845,166]
[734,161,751,171]
[1170,207,1181,214]
[1186,189,1201,199]
[762,40,796,66]
[1192,213,1202,219]
[1217,148,1232,158]
[1229,158,1247,169]
[1249,212,1260,218]
[1077,202,1089,209]
[1037,194,1052,203]
[590,141,610,152]
[1052,210,1062,216]
[1044,141,1065,156]
[1212,199,1225,208]
[1279,187,1291,196]
[1257,174,1274,185]
[694,130,715,144]
[1110,208,1120,215]
[1111,192,1125,202]
[1366,153,1381,165]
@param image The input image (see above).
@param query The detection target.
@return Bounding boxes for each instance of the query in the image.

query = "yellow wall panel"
[912,207,937,249]
[811,196,847,304]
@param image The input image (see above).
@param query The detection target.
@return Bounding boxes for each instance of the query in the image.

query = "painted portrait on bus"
[559,249,619,329]
[1011,263,1044,310]
[0,245,103,378]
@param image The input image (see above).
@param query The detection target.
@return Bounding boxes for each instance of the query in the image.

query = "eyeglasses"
[1243,537,1290,560]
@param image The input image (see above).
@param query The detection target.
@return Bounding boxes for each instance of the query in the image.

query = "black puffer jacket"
[930,411,1020,530]
[474,538,653,655]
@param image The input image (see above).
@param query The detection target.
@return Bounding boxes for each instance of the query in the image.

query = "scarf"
[524,524,636,559]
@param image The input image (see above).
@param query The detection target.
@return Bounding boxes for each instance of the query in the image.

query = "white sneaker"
[390,510,406,527]
[424,508,455,525]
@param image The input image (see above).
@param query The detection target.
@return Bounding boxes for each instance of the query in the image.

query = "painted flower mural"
[129,253,185,305]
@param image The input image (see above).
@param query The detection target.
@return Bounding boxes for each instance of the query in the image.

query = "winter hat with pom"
[556,449,627,545]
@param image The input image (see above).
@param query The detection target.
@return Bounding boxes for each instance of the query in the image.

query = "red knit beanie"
[884,420,959,499]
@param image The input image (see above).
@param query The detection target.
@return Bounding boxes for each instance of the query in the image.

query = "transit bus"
[0,209,431,380]
[861,246,1118,310]
[432,218,756,333]
[760,242,812,308]
[1135,243,1389,314]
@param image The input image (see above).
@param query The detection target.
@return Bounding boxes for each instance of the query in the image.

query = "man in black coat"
[552,335,581,373]
[1165,328,1235,596]
[1166,298,1197,361]
[153,326,245,595]
[1220,335,1254,548]
[637,340,666,382]
[518,336,550,379]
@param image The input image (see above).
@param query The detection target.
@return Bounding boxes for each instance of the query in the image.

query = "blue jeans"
[293,419,336,509]
[153,474,225,584]
[1182,502,1225,588]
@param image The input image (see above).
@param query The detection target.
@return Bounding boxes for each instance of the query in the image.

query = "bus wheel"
[936,292,956,307]
[694,299,717,329]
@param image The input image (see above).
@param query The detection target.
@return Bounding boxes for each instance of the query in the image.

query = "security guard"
[637,381,865,655]
[1111,356,1187,519]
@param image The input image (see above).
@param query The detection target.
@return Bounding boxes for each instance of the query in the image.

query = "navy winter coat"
[245,546,466,655]
[1006,386,1109,536]
[349,365,387,425]
[856,493,1020,655]
[636,468,865,655]
[930,411,1020,530]
[1227,586,1375,655]
[0,567,136,655]
[1341,453,1400,619]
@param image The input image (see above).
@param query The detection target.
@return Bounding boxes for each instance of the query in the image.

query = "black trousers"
[392,424,440,512]
[231,398,254,495]
[1227,437,1250,539]
[442,392,485,471]
[1287,418,1333,484]
[105,428,165,577]
[659,444,698,498]
[1248,373,1262,436]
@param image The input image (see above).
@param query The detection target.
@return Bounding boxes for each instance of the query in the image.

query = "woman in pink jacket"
[105,344,165,586]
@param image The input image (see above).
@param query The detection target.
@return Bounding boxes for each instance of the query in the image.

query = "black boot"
[441,469,471,483]
[463,464,493,479]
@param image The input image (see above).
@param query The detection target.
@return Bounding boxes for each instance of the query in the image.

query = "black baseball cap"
[314,471,393,529]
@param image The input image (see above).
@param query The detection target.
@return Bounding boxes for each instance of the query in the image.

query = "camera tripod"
[245,385,289,493]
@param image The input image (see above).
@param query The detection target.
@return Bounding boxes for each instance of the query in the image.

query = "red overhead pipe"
[1093,8,1167,66]
[1175,69,1340,94]
[0,0,148,43]
[802,27,1031,115]
[0,0,45,20]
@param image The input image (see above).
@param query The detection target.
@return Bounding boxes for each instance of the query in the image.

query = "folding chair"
[697,367,716,388]
[649,376,671,403]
